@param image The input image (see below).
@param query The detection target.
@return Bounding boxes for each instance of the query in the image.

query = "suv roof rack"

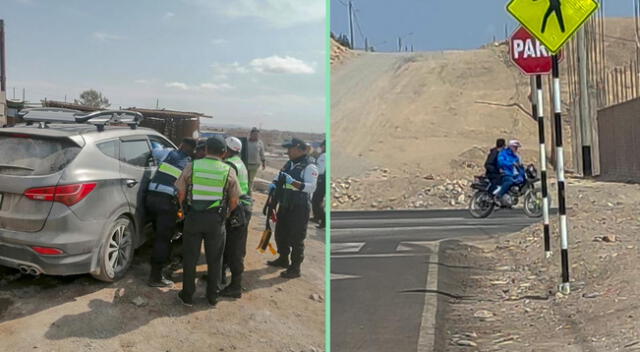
[19,108,144,131]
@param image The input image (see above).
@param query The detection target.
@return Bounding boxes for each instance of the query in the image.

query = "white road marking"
[331,273,362,281]
[331,242,365,254]
[417,241,440,352]
[395,241,435,252]
[331,253,425,259]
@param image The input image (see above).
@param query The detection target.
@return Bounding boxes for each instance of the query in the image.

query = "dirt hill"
[331,17,639,210]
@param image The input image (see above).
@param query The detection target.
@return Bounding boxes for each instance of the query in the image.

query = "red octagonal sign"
[510,26,561,75]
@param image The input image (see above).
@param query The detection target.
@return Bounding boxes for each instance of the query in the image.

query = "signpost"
[507,0,599,294]
[510,26,553,258]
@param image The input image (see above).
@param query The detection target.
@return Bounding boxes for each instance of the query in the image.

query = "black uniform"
[221,160,253,297]
[146,149,190,285]
[271,156,316,277]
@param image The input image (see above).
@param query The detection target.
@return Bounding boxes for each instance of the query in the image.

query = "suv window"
[97,140,119,159]
[149,135,175,150]
[121,139,152,167]
[0,134,81,176]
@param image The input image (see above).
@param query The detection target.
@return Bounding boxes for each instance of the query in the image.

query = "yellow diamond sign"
[507,0,599,53]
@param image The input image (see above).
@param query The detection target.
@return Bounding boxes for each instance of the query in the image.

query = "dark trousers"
[275,202,310,269]
[181,211,226,301]
[223,205,252,277]
[311,174,326,223]
[145,191,177,281]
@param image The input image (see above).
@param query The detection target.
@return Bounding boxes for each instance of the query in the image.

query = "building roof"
[42,100,211,120]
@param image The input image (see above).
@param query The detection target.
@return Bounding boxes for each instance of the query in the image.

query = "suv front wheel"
[91,216,134,282]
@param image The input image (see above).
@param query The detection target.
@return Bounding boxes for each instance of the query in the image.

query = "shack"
[42,100,209,144]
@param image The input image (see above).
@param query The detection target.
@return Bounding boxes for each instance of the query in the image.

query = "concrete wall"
[597,97,640,181]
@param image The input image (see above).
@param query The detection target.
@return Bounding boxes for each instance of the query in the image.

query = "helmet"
[225,136,242,153]
[508,139,522,148]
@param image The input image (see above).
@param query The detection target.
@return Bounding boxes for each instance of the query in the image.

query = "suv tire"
[91,216,134,282]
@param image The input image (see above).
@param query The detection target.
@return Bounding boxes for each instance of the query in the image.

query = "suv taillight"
[24,183,97,206]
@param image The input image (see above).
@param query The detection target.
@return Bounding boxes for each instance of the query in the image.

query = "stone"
[456,340,478,347]
[309,294,324,303]
[582,292,601,299]
[131,296,148,307]
[474,310,494,319]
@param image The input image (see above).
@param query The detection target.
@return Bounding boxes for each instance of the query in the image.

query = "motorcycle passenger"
[484,138,505,192]
[493,140,525,204]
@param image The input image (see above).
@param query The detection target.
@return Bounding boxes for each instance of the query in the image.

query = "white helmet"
[508,139,522,148]
[225,136,242,153]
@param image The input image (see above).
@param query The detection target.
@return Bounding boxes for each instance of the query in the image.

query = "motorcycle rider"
[493,139,525,205]
[484,138,505,192]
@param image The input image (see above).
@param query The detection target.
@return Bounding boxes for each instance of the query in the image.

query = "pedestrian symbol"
[538,0,565,33]
[506,0,598,53]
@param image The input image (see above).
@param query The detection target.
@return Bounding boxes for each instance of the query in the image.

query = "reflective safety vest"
[190,158,231,210]
[226,155,249,195]
[149,150,190,195]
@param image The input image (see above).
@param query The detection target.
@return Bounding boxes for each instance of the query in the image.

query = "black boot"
[220,275,242,298]
[148,265,174,287]
[280,265,301,279]
[267,256,290,268]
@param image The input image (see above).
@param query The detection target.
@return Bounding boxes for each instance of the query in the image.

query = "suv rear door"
[118,135,155,243]
[0,131,82,232]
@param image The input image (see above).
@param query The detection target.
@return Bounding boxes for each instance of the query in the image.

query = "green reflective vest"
[190,158,231,210]
[226,155,249,195]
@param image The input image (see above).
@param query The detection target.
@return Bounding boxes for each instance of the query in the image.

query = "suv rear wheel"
[91,216,134,282]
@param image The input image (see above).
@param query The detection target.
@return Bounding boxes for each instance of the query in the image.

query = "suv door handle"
[125,179,138,188]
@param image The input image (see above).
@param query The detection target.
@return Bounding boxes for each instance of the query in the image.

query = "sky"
[331,0,637,52]
[1,0,326,133]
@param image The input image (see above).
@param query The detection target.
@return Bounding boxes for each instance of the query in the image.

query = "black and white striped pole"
[535,75,552,258]
[552,54,570,294]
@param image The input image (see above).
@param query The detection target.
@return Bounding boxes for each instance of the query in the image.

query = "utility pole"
[348,1,354,49]
[364,37,368,52]
[577,28,592,176]
[0,19,5,93]
[156,98,159,109]
[398,37,402,52]
[22,88,24,102]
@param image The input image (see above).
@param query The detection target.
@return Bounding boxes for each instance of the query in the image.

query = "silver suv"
[0,109,176,281]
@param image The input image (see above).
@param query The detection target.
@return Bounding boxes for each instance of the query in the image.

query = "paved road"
[331,209,544,352]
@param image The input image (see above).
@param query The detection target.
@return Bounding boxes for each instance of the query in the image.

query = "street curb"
[417,241,440,352]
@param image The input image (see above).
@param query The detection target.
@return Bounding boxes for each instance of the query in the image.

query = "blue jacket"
[498,148,522,179]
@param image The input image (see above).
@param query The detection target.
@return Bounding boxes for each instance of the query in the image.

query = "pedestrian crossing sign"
[506,0,599,53]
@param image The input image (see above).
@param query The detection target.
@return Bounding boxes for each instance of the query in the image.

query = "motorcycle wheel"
[523,189,543,218]
[469,191,495,218]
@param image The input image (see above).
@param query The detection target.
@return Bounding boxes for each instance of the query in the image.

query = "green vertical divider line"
[325,0,331,350]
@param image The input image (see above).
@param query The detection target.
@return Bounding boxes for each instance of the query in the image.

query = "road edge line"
[417,241,440,352]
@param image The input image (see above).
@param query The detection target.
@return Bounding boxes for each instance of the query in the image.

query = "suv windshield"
[0,134,82,176]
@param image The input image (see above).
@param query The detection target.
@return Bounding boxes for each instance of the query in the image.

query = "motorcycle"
[468,164,544,218]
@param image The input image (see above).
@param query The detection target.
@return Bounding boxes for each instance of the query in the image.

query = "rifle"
[257,173,286,254]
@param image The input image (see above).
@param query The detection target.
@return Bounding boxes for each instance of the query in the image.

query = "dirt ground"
[0,191,325,352]
[440,179,640,351]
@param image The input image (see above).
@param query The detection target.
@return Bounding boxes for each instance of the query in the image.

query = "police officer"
[311,140,326,229]
[219,136,253,298]
[146,138,196,287]
[267,137,318,279]
[175,136,241,306]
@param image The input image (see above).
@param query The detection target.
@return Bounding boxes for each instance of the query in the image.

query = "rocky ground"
[440,179,640,351]
[0,188,324,351]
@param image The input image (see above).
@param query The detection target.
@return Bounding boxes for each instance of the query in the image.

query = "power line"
[336,0,348,7]
[352,10,366,43]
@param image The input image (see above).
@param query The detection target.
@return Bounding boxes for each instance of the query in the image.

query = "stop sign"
[510,26,560,75]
